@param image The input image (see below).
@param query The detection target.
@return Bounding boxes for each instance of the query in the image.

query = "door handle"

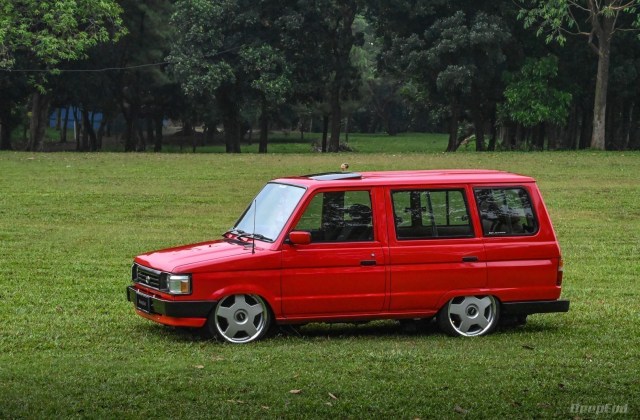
[360,260,377,266]
[462,256,479,262]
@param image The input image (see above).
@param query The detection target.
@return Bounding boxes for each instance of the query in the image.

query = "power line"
[0,45,245,73]
[0,61,169,73]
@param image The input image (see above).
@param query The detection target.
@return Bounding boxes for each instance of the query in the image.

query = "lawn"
[0,145,638,418]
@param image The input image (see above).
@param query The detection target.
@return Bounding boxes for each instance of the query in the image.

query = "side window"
[474,188,538,236]
[293,190,374,242]
[392,189,473,239]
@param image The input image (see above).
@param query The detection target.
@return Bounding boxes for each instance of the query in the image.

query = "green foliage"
[0,0,125,69]
[168,0,237,98]
[518,0,640,45]
[500,56,572,127]
[0,150,638,417]
[239,45,291,105]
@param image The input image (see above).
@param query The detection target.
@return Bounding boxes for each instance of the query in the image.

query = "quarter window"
[474,188,538,236]
[392,190,473,239]
[293,191,374,242]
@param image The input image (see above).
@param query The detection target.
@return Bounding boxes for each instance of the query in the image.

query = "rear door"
[387,186,487,311]
[281,188,386,316]
[473,185,561,301]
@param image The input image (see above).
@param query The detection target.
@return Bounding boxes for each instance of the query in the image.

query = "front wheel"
[437,295,499,337]
[207,294,271,343]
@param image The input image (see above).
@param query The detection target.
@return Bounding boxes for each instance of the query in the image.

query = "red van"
[127,170,569,343]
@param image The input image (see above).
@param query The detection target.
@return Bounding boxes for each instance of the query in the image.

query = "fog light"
[168,274,191,294]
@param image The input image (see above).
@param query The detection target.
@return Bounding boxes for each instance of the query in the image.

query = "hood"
[135,239,254,272]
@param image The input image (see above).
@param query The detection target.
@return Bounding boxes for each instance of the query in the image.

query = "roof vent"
[306,172,362,181]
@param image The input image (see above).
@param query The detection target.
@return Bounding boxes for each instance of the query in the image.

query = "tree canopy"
[2,0,640,152]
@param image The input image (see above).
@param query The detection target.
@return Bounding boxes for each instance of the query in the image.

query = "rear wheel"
[437,295,499,337]
[207,294,271,343]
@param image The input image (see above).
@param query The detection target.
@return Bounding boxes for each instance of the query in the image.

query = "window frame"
[473,186,539,237]
[390,188,475,240]
[291,189,376,243]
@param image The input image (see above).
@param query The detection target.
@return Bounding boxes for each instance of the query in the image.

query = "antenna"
[252,199,257,254]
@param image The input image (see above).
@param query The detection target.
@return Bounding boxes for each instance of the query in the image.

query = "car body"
[127,170,569,343]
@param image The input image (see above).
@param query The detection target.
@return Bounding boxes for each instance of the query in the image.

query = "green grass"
[0,147,639,418]
[157,132,451,154]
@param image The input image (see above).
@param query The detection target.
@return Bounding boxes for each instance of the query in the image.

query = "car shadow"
[132,317,557,343]
[275,318,441,340]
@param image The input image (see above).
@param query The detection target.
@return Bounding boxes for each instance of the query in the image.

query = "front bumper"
[501,299,570,315]
[126,286,216,319]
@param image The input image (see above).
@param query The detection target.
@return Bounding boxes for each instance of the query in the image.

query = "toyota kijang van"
[127,170,569,343]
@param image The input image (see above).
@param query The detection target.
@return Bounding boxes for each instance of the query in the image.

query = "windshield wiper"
[223,228,245,237]
[237,232,274,243]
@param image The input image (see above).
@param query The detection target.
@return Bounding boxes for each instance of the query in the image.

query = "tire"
[437,295,499,337]
[206,294,271,344]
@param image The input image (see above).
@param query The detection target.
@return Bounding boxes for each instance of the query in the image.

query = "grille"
[134,264,163,289]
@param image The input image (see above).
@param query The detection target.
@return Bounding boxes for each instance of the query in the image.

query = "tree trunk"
[27,92,51,151]
[590,19,613,150]
[321,115,329,153]
[472,109,485,152]
[446,99,460,152]
[82,109,97,151]
[345,116,350,144]
[218,89,241,153]
[60,107,69,143]
[629,102,640,149]
[259,97,269,153]
[96,118,107,150]
[55,108,62,131]
[121,101,138,152]
[0,122,11,150]
[621,101,633,150]
[564,106,578,149]
[547,124,560,150]
[579,105,592,149]
[154,118,163,152]
[136,119,146,152]
[328,87,341,152]
[0,105,13,150]
[73,107,81,151]
[146,117,155,148]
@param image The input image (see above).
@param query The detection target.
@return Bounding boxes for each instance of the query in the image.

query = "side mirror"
[288,231,312,245]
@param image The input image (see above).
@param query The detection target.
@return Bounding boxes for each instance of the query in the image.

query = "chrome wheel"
[438,295,499,337]
[213,294,270,343]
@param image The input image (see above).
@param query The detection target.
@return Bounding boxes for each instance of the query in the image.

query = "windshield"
[232,182,306,242]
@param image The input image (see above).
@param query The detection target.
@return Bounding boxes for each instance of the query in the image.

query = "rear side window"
[474,188,538,236]
[392,189,473,239]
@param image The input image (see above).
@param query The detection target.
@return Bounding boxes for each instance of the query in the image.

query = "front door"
[281,189,386,317]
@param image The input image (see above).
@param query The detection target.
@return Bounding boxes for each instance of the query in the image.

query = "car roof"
[273,170,535,188]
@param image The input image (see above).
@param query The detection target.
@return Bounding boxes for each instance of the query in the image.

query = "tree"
[319,1,366,152]
[519,0,640,150]
[169,0,294,153]
[102,0,175,152]
[375,5,511,152]
[0,0,125,151]
[498,56,572,149]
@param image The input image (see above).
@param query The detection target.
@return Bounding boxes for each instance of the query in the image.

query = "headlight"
[167,274,191,294]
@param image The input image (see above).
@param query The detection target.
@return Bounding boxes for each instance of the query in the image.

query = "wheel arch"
[435,289,504,312]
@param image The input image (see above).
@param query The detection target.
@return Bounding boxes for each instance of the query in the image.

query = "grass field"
[1,142,639,418]
[122,132,452,154]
